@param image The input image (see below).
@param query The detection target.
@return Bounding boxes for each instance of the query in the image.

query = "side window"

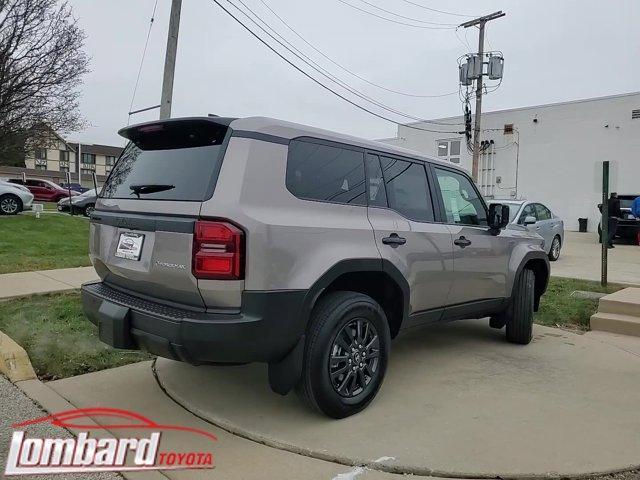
[365,153,387,208]
[434,168,487,226]
[286,139,366,206]
[380,156,434,222]
[535,203,552,220]
[26,180,40,187]
[518,204,537,224]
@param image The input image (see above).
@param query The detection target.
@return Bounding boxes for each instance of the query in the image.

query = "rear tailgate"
[90,119,231,308]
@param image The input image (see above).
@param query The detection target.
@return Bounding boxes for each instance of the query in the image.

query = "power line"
[454,26,472,51]
[128,0,159,124]
[334,0,456,29]
[395,0,476,18]
[210,0,463,134]
[351,0,458,26]
[226,0,463,126]
[257,0,459,98]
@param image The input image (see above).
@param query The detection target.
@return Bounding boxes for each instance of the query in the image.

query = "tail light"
[193,220,244,280]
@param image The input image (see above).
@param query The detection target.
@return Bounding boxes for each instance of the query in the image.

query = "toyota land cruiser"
[82,116,549,418]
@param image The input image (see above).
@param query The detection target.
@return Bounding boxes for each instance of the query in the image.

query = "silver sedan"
[490,200,565,261]
[0,180,34,215]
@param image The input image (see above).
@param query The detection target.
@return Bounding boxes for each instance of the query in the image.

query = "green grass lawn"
[535,277,625,330]
[0,292,151,380]
[0,214,91,273]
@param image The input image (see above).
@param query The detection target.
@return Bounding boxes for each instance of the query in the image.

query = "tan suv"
[82,116,549,418]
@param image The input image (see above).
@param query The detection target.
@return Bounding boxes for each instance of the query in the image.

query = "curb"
[0,330,37,382]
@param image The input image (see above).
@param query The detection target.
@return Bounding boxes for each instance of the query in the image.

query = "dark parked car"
[8,178,80,202]
[60,182,90,193]
[598,194,640,245]
[57,188,98,216]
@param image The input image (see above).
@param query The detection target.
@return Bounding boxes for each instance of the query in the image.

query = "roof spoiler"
[118,117,236,150]
[118,117,236,142]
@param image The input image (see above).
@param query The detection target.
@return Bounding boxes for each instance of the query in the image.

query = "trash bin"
[578,218,588,233]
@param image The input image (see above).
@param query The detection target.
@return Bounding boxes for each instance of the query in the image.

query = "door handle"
[382,233,406,247]
[454,236,472,248]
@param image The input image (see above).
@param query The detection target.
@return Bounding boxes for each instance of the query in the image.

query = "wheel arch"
[511,251,550,311]
[301,259,409,339]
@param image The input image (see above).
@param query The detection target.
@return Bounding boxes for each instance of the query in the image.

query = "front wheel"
[83,203,95,217]
[505,269,535,345]
[0,194,22,215]
[548,235,561,261]
[297,291,390,418]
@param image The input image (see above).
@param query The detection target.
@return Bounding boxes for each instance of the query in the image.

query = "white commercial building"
[379,92,640,232]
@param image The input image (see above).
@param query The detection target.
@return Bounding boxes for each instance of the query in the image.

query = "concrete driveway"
[552,231,640,284]
[33,320,640,479]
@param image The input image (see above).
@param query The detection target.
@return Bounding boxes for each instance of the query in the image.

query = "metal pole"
[601,161,609,287]
[159,0,182,120]
[77,143,82,184]
[66,171,73,216]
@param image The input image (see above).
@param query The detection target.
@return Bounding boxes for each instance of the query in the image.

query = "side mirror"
[523,215,537,225]
[489,204,510,232]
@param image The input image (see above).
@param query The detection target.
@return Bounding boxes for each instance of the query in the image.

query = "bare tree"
[0,0,89,165]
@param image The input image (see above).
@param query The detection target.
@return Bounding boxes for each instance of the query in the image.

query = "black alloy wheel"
[329,318,380,398]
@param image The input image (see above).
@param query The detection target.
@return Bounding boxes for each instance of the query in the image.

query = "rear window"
[101,121,229,201]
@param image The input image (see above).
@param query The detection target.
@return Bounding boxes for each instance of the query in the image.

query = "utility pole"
[160,0,182,120]
[460,11,505,182]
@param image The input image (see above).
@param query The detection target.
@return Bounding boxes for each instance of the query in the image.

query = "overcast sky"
[68,0,638,146]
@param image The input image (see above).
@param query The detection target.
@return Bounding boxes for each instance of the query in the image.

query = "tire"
[83,203,95,217]
[505,269,535,345]
[0,194,22,215]
[548,235,561,261]
[297,291,390,419]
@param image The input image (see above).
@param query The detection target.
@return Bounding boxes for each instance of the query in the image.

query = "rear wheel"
[297,291,390,418]
[505,269,535,345]
[0,194,22,215]
[548,235,561,261]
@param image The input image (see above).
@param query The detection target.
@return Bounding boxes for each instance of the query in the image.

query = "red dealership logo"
[5,408,216,476]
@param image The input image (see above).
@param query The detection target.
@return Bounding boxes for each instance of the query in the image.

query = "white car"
[490,200,565,261]
[0,180,34,215]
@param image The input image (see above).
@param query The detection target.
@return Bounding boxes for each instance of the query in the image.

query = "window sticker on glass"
[450,197,461,222]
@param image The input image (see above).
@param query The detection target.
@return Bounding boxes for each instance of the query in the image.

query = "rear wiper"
[129,184,175,198]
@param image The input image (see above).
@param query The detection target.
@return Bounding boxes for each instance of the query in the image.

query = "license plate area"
[115,232,145,260]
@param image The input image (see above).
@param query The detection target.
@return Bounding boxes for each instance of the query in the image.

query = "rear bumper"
[81,281,307,365]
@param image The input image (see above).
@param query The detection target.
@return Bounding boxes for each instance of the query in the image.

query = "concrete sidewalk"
[154,320,640,478]
[0,266,98,300]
